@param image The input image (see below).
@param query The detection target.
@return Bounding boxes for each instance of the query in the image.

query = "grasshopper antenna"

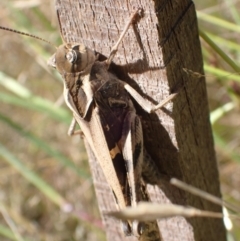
[0,26,57,49]
[56,9,67,44]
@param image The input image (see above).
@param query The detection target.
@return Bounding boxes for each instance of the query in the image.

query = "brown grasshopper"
[0,8,177,237]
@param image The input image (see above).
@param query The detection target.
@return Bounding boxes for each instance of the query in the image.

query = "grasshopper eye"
[66,50,77,63]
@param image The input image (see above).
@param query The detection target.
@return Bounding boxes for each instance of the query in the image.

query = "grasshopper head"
[48,43,96,74]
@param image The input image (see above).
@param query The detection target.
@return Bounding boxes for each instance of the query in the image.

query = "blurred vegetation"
[195,1,240,240]
[0,0,239,241]
[0,1,103,241]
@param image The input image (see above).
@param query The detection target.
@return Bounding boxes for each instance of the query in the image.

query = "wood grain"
[54,0,226,240]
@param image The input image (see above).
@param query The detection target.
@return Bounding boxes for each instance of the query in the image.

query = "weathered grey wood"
[54,0,226,240]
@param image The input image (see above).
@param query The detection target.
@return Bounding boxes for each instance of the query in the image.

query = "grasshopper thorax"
[48,43,97,74]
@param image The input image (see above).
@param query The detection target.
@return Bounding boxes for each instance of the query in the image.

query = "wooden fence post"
[55,0,226,240]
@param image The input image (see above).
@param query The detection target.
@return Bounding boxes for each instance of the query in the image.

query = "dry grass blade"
[107,202,224,221]
[0,203,24,241]
[170,178,240,213]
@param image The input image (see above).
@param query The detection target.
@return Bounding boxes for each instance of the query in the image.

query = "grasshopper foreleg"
[68,117,84,137]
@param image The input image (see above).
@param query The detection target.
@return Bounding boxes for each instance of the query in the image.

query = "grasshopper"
[0,8,177,237]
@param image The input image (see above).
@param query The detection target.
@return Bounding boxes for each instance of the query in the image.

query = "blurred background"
[0,1,239,240]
